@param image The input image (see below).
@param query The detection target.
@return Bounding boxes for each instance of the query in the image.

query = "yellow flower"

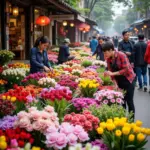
[0,141,7,150]
[100,122,106,129]
[10,97,17,102]
[124,123,131,128]
[133,126,141,133]
[115,130,122,137]
[2,95,6,100]
[128,134,135,142]
[114,117,119,121]
[131,123,136,128]
[7,96,11,100]
[0,136,6,142]
[32,146,41,150]
[107,119,113,123]
[145,129,150,136]
[136,120,143,127]
[137,133,145,142]
[106,123,115,131]
[118,119,125,127]
[141,128,147,134]
[114,121,119,127]
[122,127,131,135]
[97,127,104,134]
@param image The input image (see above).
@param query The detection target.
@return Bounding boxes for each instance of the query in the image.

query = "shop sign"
[50,15,74,21]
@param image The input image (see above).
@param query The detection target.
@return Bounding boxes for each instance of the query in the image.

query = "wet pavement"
[134,88,150,149]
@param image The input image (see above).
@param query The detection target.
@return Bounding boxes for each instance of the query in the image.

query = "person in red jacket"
[145,40,150,93]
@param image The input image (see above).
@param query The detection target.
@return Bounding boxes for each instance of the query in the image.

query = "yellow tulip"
[32,146,41,150]
[10,97,17,102]
[100,122,106,129]
[115,130,122,137]
[97,127,104,134]
[0,136,6,142]
[122,127,131,135]
[128,134,135,142]
[137,133,145,142]
[106,123,115,131]
[2,95,6,100]
[107,119,113,123]
[0,141,7,150]
[133,126,141,133]
[136,120,143,127]
[7,96,11,100]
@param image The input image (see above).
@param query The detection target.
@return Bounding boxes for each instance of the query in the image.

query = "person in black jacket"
[133,34,147,91]
[92,37,105,61]
[118,31,134,64]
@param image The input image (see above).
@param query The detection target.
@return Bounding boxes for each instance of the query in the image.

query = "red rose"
[18,140,25,147]
[29,138,34,144]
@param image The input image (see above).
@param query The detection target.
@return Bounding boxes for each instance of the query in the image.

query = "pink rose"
[110,99,115,103]
[40,111,50,120]
[30,111,41,121]
[18,117,31,129]
[83,110,91,115]
[84,121,92,130]
[73,125,84,135]
[60,122,74,135]
[10,139,18,148]
[55,133,68,149]
[46,126,58,134]
[78,131,89,142]
[32,121,42,131]
[17,111,29,119]
[46,132,58,147]
[86,114,93,121]
[26,125,33,132]
[44,106,54,113]
[28,107,37,112]
[72,116,79,124]
[67,133,77,146]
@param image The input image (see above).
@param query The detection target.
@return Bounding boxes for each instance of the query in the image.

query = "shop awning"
[130,18,145,26]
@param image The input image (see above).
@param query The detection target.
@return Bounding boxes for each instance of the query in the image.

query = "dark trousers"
[148,67,150,86]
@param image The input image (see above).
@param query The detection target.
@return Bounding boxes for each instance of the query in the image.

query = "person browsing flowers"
[30,36,52,73]
[102,42,136,119]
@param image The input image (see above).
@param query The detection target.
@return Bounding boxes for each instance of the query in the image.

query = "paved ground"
[134,88,150,149]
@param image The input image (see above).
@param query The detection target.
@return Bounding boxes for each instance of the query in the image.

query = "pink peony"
[67,133,77,146]
[32,120,43,131]
[28,107,37,112]
[78,131,89,142]
[60,122,74,135]
[55,133,68,149]
[17,111,29,119]
[46,132,58,147]
[44,106,54,113]
[46,126,58,134]
[17,117,31,129]
[73,125,84,135]
[30,111,41,121]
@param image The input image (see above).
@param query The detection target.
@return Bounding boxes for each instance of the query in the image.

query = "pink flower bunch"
[40,85,72,101]
[72,98,99,111]
[94,89,124,105]
[22,72,46,83]
[64,110,100,132]
[58,75,78,91]
[14,106,59,133]
[48,53,58,63]
[45,122,89,149]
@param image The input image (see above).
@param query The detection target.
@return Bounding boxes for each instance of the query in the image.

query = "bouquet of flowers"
[45,122,89,149]
[97,118,150,150]
[72,98,99,111]
[8,62,30,69]
[64,110,100,132]
[88,104,133,122]
[40,85,72,120]
[0,50,15,66]
[38,77,57,88]
[92,60,107,67]
[72,69,83,77]
[94,89,124,105]
[0,99,16,118]
[14,106,59,133]
[48,53,58,64]
[0,128,34,148]
[81,69,98,79]
[0,115,17,130]
[79,79,99,98]
[2,68,29,87]
[22,72,46,85]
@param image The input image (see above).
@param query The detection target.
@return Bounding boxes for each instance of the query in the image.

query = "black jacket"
[118,40,134,63]
[93,44,104,61]
[133,40,147,67]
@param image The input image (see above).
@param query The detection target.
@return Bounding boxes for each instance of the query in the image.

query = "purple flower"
[0,115,18,130]
[91,139,109,150]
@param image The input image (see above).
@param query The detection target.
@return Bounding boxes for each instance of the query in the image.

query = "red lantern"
[36,16,50,26]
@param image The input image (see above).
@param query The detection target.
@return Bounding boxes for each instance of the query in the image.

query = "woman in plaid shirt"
[102,42,136,119]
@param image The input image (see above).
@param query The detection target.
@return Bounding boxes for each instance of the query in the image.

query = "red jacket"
[145,42,150,64]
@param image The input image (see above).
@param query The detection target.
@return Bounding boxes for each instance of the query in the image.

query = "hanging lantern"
[13,6,19,16]
[144,25,147,28]
[36,16,50,26]
[85,25,90,30]
[70,23,74,27]
[63,21,67,26]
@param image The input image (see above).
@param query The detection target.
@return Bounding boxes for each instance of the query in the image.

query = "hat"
[64,38,70,44]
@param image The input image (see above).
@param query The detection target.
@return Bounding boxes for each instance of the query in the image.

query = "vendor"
[102,42,136,119]
[58,38,74,64]
[30,36,52,73]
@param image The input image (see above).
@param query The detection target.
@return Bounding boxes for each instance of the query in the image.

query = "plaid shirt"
[107,51,135,83]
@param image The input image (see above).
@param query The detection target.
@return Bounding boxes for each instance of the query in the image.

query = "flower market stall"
[0,48,150,150]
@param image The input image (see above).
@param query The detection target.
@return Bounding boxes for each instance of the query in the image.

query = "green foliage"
[81,60,92,67]
[64,0,80,7]
[100,75,114,86]
[88,104,133,122]
[96,67,105,73]
[0,50,15,66]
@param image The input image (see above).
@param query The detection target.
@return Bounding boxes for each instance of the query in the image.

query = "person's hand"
[105,71,114,76]
[44,66,50,72]
[125,52,131,56]
[49,67,54,73]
